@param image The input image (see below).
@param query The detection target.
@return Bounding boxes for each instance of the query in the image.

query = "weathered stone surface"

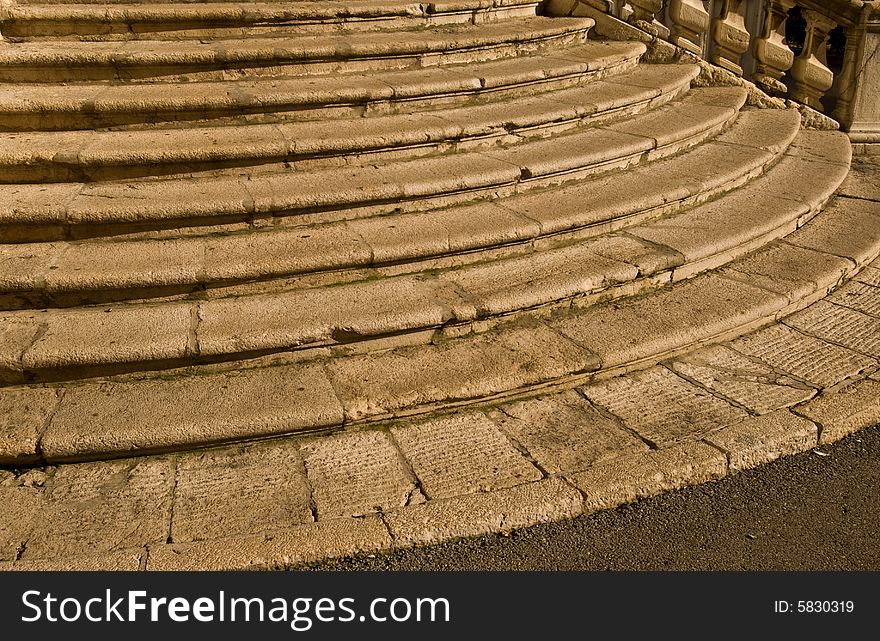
[785,197,880,267]
[13,549,143,571]
[493,389,647,474]
[147,516,391,571]
[581,366,749,446]
[570,440,727,511]
[301,430,421,519]
[385,477,583,547]
[732,324,877,387]
[171,442,313,544]
[0,387,59,463]
[784,301,880,358]
[797,378,880,445]
[326,322,599,421]
[826,281,880,317]
[855,265,880,287]
[0,485,45,561]
[670,345,816,413]
[391,412,541,500]
[705,410,818,471]
[41,364,344,460]
[551,274,786,368]
[21,457,175,560]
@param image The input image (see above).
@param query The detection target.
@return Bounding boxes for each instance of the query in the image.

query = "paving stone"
[731,324,877,387]
[385,477,583,547]
[13,549,143,571]
[551,274,786,369]
[0,386,59,463]
[0,485,45,561]
[785,197,880,267]
[720,241,852,302]
[492,389,648,474]
[826,281,880,317]
[855,265,880,287]
[0,320,41,381]
[581,366,749,446]
[670,345,816,414]
[326,322,599,421]
[783,300,880,358]
[797,378,880,445]
[704,410,818,472]
[570,440,727,511]
[390,412,541,500]
[171,442,312,544]
[836,156,880,201]
[301,430,420,519]
[147,516,391,571]
[41,363,344,461]
[21,457,175,560]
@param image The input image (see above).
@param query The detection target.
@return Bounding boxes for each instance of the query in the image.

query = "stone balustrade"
[561,0,880,140]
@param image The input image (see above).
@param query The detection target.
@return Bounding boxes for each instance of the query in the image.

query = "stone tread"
[0,16,593,80]
[0,63,699,182]
[0,107,800,307]
[0,85,743,238]
[1,174,876,461]
[0,125,845,383]
[0,39,645,130]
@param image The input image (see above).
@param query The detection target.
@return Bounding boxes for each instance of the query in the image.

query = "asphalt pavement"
[308,424,880,571]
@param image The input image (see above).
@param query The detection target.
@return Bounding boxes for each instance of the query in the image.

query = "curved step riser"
[0,132,851,385]
[0,76,691,184]
[0,51,641,132]
[0,29,590,82]
[1,6,541,39]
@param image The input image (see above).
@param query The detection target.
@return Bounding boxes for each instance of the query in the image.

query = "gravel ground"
[307,425,880,571]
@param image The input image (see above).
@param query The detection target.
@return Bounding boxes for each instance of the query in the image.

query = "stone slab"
[147,516,391,571]
[732,323,877,388]
[41,363,344,461]
[581,366,749,446]
[704,410,818,472]
[12,549,143,571]
[570,441,727,512]
[21,457,175,560]
[0,485,44,562]
[797,378,880,445]
[390,412,541,500]
[825,281,880,317]
[326,321,599,421]
[301,430,420,519]
[783,300,880,358]
[0,386,59,463]
[785,197,880,267]
[385,477,583,547]
[492,389,647,474]
[171,441,313,544]
[670,345,816,414]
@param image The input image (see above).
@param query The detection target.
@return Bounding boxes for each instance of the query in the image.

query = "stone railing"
[549,1,880,141]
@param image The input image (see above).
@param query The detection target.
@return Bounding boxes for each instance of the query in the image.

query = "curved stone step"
[0,16,593,81]
[0,107,803,308]
[0,39,645,131]
[2,175,877,464]
[0,0,542,39]
[0,63,698,182]
[0,85,746,241]
[0,128,851,384]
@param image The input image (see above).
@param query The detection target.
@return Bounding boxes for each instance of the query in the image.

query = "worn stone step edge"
[0,16,593,82]
[0,0,542,39]
[0,63,698,183]
[2,176,877,464]
[0,39,645,131]
[0,85,744,242]
[0,127,849,383]
[0,106,801,308]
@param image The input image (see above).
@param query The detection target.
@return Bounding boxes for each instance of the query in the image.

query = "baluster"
[830,23,861,128]
[789,9,836,111]
[711,0,751,75]
[628,0,670,38]
[667,0,711,55]
[752,0,795,95]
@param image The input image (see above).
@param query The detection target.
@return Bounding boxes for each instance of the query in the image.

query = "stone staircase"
[2,0,880,568]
